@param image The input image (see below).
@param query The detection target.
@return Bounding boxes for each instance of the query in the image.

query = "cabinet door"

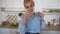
[10,29,18,34]
[49,0,58,8]
[0,0,2,7]
[58,0,60,8]
[41,0,50,8]
[0,28,11,34]
[18,0,24,8]
[1,0,7,7]
[33,0,44,12]
[33,0,58,12]
[7,0,18,8]
[7,0,24,8]
[41,0,58,8]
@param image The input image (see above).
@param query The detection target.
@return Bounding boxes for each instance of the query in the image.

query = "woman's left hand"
[37,12,44,21]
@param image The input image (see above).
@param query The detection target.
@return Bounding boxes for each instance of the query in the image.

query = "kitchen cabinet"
[1,0,7,8]
[1,0,59,9]
[6,0,24,8]
[17,0,24,8]
[58,0,60,8]
[0,28,11,34]
[41,0,50,8]
[30,0,59,9]
[33,0,43,11]
[0,28,18,34]
[49,0,58,8]
[10,29,18,34]
[42,0,58,8]
[33,0,58,11]
[0,0,2,7]
[1,0,24,8]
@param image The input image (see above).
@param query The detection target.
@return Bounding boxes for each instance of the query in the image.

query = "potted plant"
[18,13,22,17]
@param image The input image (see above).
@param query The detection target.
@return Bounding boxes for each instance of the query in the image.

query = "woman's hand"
[22,12,30,26]
[37,12,44,21]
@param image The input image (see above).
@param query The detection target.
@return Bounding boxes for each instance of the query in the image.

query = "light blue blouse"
[18,13,46,34]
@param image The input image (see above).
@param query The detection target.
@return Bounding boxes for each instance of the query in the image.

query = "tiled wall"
[44,14,59,24]
[0,11,26,24]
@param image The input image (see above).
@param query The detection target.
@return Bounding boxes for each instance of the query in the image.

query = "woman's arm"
[18,14,27,34]
[37,12,46,29]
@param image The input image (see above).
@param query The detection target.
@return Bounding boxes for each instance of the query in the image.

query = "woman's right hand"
[22,12,33,25]
[22,12,29,26]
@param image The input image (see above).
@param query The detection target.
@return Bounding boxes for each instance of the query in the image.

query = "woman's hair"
[24,0,35,7]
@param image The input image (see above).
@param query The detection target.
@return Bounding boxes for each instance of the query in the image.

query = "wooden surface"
[0,25,60,31]
[41,25,60,31]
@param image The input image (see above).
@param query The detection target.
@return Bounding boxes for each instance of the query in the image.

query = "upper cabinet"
[33,0,59,12]
[58,0,60,8]
[1,0,7,8]
[41,0,50,8]
[1,0,60,9]
[49,0,58,8]
[7,0,18,8]
[6,0,24,8]
[0,0,2,7]
[42,0,58,8]
[1,0,24,8]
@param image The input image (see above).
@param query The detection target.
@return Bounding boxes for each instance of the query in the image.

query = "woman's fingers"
[37,12,44,20]
[22,14,26,26]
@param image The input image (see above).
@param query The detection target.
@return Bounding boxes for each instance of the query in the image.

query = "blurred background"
[0,0,60,34]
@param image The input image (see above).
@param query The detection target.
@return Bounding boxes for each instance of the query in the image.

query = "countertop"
[0,25,60,31]
[0,25,18,29]
[41,25,60,31]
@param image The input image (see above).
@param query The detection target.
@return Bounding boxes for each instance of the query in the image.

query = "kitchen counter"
[0,25,60,34]
[41,25,60,31]
[0,25,18,29]
[0,25,60,31]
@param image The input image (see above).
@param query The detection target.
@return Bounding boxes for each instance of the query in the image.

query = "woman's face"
[24,2,34,13]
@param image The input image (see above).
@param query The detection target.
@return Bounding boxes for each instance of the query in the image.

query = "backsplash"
[6,15,18,23]
[44,14,59,25]
[0,11,25,25]
[0,9,60,25]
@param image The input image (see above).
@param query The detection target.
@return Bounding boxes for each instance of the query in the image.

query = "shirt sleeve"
[18,18,26,34]
[40,20,46,29]
[18,18,23,23]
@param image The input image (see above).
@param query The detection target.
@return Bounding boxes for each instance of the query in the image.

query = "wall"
[0,0,2,24]
[0,10,6,25]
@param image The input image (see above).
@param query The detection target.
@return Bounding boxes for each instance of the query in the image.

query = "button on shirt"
[18,13,46,34]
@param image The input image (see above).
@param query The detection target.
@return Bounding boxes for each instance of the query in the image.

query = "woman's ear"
[37,12,44,20]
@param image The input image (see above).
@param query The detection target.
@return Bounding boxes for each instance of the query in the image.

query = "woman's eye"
[26,6,29,8]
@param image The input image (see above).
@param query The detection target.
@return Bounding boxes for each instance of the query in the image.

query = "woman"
[18,0,46,34]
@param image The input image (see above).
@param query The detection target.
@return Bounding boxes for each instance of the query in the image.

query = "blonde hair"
[24,0,35,7]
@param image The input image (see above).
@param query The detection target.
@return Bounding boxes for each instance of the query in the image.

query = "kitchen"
[0,0,60,34]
